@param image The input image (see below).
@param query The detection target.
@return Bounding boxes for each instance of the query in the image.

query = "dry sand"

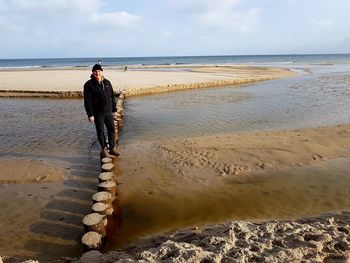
[73,211,350,263]
[0,65,295,97]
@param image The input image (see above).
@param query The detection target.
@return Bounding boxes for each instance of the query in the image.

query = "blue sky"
[1,0,350,58]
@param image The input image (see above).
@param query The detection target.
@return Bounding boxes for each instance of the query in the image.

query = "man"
[84,64,119,157]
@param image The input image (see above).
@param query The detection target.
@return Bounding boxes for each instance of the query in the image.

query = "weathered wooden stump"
[98,181,117,200]
[82,213,106,236]
[92,202,108,226]
[101,163,114,172]
[101,157,112,164]
[92,202,108,215]
[81,231,103,251]
[98,172,114,183]
[92,191,113,207]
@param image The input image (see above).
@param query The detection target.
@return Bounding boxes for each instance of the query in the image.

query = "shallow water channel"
[0,70,350,259]
[111,71,350,248]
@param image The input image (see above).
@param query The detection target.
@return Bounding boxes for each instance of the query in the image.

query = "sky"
[1,0,350,58]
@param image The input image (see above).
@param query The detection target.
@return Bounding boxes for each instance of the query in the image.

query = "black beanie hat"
[92,64,103,72]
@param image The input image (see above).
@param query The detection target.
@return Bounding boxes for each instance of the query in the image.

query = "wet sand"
[0,158,67,184]
[43,123,350,263]
[2,124,350,262]
[108,125,350,245]
[156,124,350,178]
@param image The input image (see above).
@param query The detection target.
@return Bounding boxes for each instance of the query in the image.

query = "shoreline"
[1,121,350,261]
[94,124,349,263]
[0,65,296,98]
[2,65,350,262]
[71,210,350,263]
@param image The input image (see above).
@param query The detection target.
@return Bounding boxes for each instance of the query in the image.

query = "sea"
[1,53,350,69]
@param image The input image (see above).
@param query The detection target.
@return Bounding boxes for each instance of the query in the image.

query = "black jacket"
[84,76,117,117]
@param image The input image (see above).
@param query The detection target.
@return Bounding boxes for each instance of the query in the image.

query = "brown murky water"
[109,71,350,249]
[108,156,350,248]
[0,70,350,260]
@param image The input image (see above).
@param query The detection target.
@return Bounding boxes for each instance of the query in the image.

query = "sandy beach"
[1,65,350,262]
[71,210,350,263]
[0,65,295,97]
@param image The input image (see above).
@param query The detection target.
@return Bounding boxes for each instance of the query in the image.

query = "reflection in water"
[122,72,350,144]
[0,98,97,158]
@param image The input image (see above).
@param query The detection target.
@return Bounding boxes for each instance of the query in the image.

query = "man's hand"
[88,116,95,123]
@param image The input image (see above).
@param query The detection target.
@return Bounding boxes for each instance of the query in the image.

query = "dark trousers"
[94,112,115,150]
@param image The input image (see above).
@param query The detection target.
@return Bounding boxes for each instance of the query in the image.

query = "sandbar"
[0,65,296,97]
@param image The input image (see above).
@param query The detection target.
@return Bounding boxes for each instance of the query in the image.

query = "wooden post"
[101,163,114,172]
[98,172,114,183]
[101,157,112,164]
[92,191,113,214]
[82,231,103,252]
[92,202,108,226]
[92,202,108,215]
[98,181,117,200]
[82,213,106,236]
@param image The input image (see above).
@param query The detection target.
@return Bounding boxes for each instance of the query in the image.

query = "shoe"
[100,147,109,158]
[109,147,120,156]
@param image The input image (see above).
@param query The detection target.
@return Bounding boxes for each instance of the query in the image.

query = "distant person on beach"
[83,64,119,157]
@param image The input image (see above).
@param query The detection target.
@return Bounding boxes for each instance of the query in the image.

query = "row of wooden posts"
[81,93,125,251]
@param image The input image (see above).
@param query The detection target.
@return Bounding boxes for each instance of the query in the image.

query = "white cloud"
[90,11,142,29]
[161,30,173,37]
[0,0,143,57]
[9,0,100,14]
[0,0,141,29]
[167,0,261,32]
[311,18,335,30]
[288,0,300,5]
[197,6,261,32]
[0,2,9,12]
[168,0,241,13]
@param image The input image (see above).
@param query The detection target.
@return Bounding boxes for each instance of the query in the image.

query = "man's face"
[93,70,103,81]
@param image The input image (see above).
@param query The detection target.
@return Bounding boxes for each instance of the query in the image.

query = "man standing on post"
[84,64,119,157]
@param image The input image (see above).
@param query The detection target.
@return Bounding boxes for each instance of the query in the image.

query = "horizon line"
[1,52,350,60]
